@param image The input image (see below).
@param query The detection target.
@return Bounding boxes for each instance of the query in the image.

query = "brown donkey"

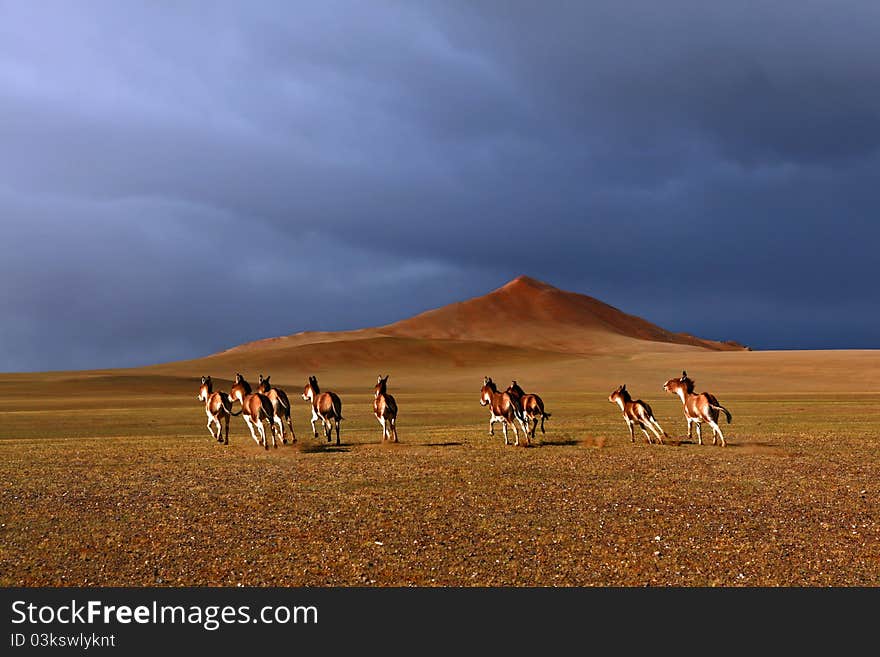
[663,371,732,446]
[302,376,343,445]
[229,373,277,450]
[258,374,296,444]
[373,375,399,442]
[480,376,530,446]
[197,376,240,444]
[505,380,551,438]
[608,384,668,445]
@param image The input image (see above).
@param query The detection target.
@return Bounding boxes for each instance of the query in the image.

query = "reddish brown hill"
[201,276,743,373]
[377,275,743,354]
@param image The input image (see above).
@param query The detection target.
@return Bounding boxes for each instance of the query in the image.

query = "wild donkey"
[663,371,732,446]
[197,376,240,444]
[608,384,668,445]
[480,376,530,446]
[505,380,551,439]
[373,374,399,442]
[302,376,343,445]
[229,373,277,450]
[258,374,296,444]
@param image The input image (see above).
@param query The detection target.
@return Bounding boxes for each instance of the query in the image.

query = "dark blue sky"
[1,1,878,371]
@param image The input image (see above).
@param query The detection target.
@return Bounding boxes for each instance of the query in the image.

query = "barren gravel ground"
[0,376,880,586]
[1,370,877,587]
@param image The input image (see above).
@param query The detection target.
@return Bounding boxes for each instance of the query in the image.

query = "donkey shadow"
[535,438,582,448]
[293,443,351,454]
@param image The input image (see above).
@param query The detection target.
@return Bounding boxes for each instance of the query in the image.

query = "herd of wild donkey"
[197,370,733,450]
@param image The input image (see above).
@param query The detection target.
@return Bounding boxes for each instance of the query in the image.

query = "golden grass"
[1,349,878,586]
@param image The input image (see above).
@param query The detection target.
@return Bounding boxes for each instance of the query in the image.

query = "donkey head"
[303,376,318,401]
[198,376,212,400]
[608,384,627,404]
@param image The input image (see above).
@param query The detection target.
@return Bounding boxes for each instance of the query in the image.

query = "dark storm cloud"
[1,1,878,370]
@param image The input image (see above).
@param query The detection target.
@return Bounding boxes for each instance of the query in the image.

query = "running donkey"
[480,376,530,446]
[302,375,344,445]
[373,374,399,442]
[229,373,278,450]
[258,374,296,444]
[608,384,669,445]
[663,371,732,446]
[505,380,551,439]
[197,376,240,444]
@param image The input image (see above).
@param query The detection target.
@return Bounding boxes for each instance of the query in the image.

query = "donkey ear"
[201,376,206,383]
[621,383,626,390]
[682,371,687,378]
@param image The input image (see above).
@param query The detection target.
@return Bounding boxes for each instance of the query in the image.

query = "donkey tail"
[333,397,344,421]
[710,404,732,423]
[542,412,552,419]
[222,397,242,417]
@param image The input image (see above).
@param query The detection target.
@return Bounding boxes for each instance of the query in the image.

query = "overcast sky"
[1,1,878,371]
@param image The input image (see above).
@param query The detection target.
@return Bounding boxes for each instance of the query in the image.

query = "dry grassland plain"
[1,348,878,587]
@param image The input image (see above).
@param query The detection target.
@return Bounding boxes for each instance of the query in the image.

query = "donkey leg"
[639,424,653,444]
[287,414,297,443]
[259,420,269,450]
[655,419,669,442]
[379,417,387,441]
[207,409,220,440]
[277,415,287,444]
[251,417,266,449]
[270,418,278,448]
[391,418,398,443]
[709,420,726,447]
[245,417,261,446]
[645,418,664,444]
[310,411,319,438]
[695,422,703,446]
[649,423,665,445]
[627,420,636,444]
[686,419,693,441]
[335,418,340,446]
[520,419,530,445]
[488,418,495,436]
[502,421,510,445]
